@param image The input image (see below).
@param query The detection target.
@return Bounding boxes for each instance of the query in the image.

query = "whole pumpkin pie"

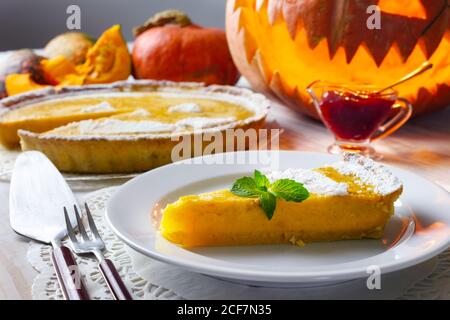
[160,153,403,247]
[0,81,269,173]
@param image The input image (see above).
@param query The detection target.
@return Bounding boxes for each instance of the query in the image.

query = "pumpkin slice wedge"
[160,153,403,247]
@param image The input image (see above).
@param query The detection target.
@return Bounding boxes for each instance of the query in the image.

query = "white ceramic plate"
[106,151,450,286]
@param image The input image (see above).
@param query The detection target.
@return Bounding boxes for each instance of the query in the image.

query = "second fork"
[65,203,133,300]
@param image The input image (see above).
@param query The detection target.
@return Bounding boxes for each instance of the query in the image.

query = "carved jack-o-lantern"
[226,0,450,118]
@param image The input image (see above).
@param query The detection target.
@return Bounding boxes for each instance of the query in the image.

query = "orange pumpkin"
[132,10,240,85]
[4,25,130,97]
[226,0,450,118]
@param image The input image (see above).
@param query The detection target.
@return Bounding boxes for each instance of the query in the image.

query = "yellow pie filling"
[160,158,403,247]
[0,86,268,173]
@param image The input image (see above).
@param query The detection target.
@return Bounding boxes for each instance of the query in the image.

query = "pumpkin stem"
[133,10,192,37]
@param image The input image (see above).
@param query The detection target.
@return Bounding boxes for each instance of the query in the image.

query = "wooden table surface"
[0,97,448,299]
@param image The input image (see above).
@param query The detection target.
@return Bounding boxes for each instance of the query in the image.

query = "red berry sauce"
[319,90,395,141]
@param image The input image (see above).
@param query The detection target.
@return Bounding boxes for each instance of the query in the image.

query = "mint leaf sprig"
[230,170,310,220]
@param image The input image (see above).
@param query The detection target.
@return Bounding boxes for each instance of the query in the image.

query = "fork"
[64,203,133,300]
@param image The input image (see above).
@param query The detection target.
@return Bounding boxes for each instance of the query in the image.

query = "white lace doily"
[28,187,182,300]
[28,187,450,300]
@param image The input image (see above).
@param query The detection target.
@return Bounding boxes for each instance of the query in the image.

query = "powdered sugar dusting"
[168,103,201,113]
[175,117,236,130]
[78,119,175,134]
[267,169,348,196]
[332,153,402,195]
[124,108,151,117]
[80,101,116,113]
[57,116,237,135]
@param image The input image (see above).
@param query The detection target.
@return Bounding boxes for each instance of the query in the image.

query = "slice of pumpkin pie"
[160,153,403,247]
